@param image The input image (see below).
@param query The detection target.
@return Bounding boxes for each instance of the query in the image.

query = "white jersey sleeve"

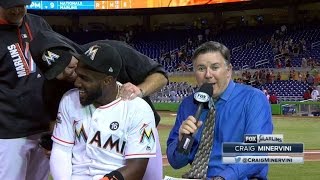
[50,143,73,179]
[52,89,79,147]
[125,98,157,159]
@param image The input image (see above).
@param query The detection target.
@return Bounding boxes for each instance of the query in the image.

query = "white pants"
[0,133,49,180]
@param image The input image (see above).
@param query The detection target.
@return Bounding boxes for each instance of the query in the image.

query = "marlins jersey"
[52,88,156,178]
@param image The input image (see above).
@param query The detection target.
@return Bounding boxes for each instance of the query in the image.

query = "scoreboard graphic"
[27,0,250,10]
[222,134,304,164]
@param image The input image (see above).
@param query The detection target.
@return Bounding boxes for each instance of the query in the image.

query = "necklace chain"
[115,83,121,99]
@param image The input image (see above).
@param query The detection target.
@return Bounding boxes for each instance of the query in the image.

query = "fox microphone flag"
[178,83,213,154]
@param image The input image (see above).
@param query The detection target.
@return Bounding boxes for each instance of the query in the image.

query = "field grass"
[159,115,320,152]
[272,117,320,149]
[158,114,320,179]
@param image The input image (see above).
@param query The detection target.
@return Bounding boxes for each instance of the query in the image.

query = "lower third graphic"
[223,156,304,164]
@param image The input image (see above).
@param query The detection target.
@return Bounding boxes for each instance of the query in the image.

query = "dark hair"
[191,41,231,65]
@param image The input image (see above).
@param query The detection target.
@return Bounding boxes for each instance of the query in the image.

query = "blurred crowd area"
[46,4,320,103]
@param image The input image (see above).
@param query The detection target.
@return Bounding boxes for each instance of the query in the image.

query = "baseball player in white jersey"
[50,42,159,180]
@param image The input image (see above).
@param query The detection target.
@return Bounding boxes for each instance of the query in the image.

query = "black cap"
[41,49,73,80]
[0,0,31,8]
[30,30,81,80]
[72,42,122,77]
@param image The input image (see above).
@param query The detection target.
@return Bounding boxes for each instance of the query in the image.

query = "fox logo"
[85,45,100,60]
[42,50,60,66]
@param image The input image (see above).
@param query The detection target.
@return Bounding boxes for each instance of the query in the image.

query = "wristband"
[103,170,124,180]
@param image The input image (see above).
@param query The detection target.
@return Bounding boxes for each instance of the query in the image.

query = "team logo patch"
[42,50,60,66]
[110,121,119,130]
[55,112,62,127]
[85,45,99,60]
[139,123,155,144]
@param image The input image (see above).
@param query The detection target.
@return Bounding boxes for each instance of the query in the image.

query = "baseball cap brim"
[0,0,31,8]
[70,51,97,73]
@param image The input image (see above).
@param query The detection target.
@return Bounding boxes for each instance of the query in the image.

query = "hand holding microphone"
[177,83,213,154]
[178,116,202,141]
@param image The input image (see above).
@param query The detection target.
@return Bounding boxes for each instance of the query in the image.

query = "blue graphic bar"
[223,143,304,153]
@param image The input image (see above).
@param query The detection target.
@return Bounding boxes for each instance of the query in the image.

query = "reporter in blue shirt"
[166,41,273,180]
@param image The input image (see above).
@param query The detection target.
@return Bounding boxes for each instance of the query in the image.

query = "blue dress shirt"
[167,81,273,180]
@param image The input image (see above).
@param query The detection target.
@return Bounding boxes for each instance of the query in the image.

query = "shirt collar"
[208,81,234,107]
[218,80,235,102]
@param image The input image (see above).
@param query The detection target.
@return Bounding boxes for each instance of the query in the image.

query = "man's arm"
[217,91,273,180]
[167,97,199,169]
[166,115,202,169]
[40,17,53,31]
[118,158,149,180]
[105,40,168,100]
[120,72,168,100]
[138,72,168,96]
[49,90,76,178]
[50,143,73,180]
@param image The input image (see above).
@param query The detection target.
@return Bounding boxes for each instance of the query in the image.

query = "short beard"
[80,88,102,106]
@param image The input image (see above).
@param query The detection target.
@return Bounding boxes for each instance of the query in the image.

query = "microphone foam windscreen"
[198,83,213,97]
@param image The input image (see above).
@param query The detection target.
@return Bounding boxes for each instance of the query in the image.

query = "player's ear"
[102,76,113,85]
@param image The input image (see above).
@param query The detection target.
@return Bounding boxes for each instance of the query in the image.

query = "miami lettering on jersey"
[89,131,126,155]
[7,43,36,77]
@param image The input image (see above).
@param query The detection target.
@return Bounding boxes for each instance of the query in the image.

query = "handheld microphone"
[177,83,213,154]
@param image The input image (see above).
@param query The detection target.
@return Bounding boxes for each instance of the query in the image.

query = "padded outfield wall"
[154,101,320,115]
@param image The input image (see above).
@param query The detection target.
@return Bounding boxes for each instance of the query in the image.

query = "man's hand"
[120,82,143,100]
[178,116,202,141]
[39,132,53,158]
[42,148,51,159]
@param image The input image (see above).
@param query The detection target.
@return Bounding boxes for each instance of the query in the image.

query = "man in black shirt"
[0,0,53,179]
